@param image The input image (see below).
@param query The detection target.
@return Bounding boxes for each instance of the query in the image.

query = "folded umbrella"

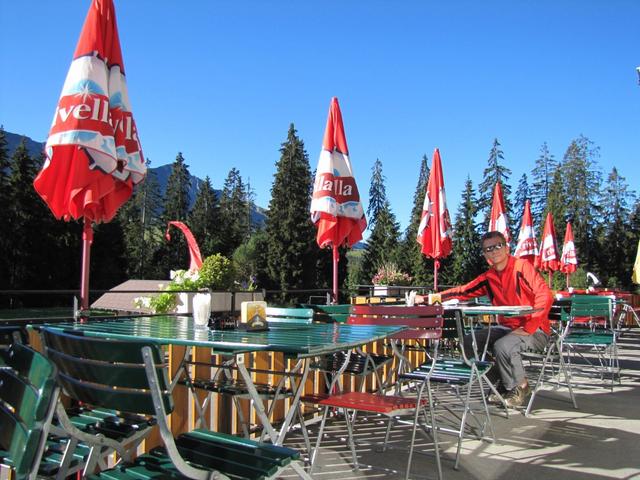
[311,97,366,302]
[33,0,145,310]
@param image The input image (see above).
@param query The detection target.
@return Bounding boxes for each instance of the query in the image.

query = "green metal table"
[38,316,404,446]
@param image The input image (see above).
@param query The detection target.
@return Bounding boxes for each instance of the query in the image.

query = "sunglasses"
[482,243,506,254]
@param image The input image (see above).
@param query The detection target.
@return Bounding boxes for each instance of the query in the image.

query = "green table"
[38,316,404,445]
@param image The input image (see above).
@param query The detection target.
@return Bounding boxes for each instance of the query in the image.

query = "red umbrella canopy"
[33,0,145,223]
[488,181,511,243]
[514,199,539,264]
[537,212,560,272]
[417,148,452,259]
[560,222,578,274]
[310,97,366,249]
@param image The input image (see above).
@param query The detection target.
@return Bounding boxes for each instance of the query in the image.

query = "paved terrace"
[283,329,640,480]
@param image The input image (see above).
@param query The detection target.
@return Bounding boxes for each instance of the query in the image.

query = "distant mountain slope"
[3,130,266,227]
[5,131,45,160]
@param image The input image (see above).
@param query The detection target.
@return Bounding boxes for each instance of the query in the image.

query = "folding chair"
[399,309,495,471]
[41,327,310,480]
[562,295,619,390]
[522,300,578,415]
[0,343,59,480]
[310,305,445,480]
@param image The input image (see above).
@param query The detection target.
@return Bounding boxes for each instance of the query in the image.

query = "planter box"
[373,286,402,297]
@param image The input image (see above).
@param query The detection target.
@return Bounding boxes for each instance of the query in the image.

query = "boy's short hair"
[481,231,506,245]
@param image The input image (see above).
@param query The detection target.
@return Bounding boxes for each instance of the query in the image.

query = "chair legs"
[310,395,443,480]
[525,339,578,417]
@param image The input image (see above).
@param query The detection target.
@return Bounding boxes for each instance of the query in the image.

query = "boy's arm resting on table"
[417,274,489,304]
[519,260,554,334]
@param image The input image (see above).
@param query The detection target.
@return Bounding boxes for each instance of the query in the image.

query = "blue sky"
[1,1,638,232]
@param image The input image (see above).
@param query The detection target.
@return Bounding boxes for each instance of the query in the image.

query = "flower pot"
[176,292,194,314]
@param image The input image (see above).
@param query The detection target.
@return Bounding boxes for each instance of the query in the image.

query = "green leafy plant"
[199,254,235,290]
[134,254,235,314]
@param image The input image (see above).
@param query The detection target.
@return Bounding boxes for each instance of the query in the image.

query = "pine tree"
[6,140,54,290]
[450,177,484,284]
[530,142,557,228]
[398,154,431,285]
[477,138,512,231]
[513,173,530,223]
[264,124,317,302]
[599,167,633,288]
[543,165,567,242]
[118,160,163,278]
[189,176,221,257]
[219,168,249,257]
[0,127,10,285]
[360,202,401,285]
[367,158,387,230]
[561,136,602,272]
[159,152,192,274]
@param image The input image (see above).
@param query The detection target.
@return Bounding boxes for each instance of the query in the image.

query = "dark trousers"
[463,326,549,390]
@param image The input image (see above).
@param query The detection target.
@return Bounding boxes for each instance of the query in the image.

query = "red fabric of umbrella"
[416,148,452,291]
[560,222,577,288]
[33,0,145,310]
[311,97,366,302]
[488,181,511,243]
[537,212,560,286]
[514,199,538,264]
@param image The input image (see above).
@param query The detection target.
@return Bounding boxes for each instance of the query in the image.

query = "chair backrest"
[347,305,443,340]
[266,307,314,325]
[41,328,173,416]
[303,304,351,323]
[569,295,613,328]
[0,343,59,480]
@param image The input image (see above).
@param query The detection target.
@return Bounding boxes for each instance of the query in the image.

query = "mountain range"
[4,130,266,226]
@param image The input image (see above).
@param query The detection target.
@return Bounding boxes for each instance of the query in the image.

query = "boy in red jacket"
[420,231,553,407]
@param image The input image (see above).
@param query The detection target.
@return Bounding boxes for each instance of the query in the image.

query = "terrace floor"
[283,329,640,480]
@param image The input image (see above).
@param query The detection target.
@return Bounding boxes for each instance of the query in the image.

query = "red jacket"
[440,255,553,334]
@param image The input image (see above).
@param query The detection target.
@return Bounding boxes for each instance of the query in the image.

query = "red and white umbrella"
[537,212,560,286]
[33,0,145,310]
[311,97,366,302]
[514,199,538,264]
[417,148,452,291]
[560,221,578,288]
[488,181,511,243]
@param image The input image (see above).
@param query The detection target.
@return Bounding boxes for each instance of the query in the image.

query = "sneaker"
[487,383,508,404]
[503,384,531,408]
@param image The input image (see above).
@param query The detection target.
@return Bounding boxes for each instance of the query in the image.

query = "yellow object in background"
[241,301,268,330]
[428,293,442,305]
[632,239,640,285]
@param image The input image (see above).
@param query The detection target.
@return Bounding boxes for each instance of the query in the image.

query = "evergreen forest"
[1,125,638,308]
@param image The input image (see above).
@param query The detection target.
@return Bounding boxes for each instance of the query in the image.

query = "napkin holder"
[240,301,269,332]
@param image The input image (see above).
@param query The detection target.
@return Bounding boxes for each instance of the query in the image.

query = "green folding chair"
[41,327,310,480]
[0,343,59,480]
[562,295,620,391]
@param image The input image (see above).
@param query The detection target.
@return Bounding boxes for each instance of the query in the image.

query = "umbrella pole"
[80,219,94,311]
[332,245,339,304]
[566,273,570,289]
[548,271,552,288]
[433,260,439,292]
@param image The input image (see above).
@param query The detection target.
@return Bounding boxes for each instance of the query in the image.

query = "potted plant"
[372,263,412,297]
